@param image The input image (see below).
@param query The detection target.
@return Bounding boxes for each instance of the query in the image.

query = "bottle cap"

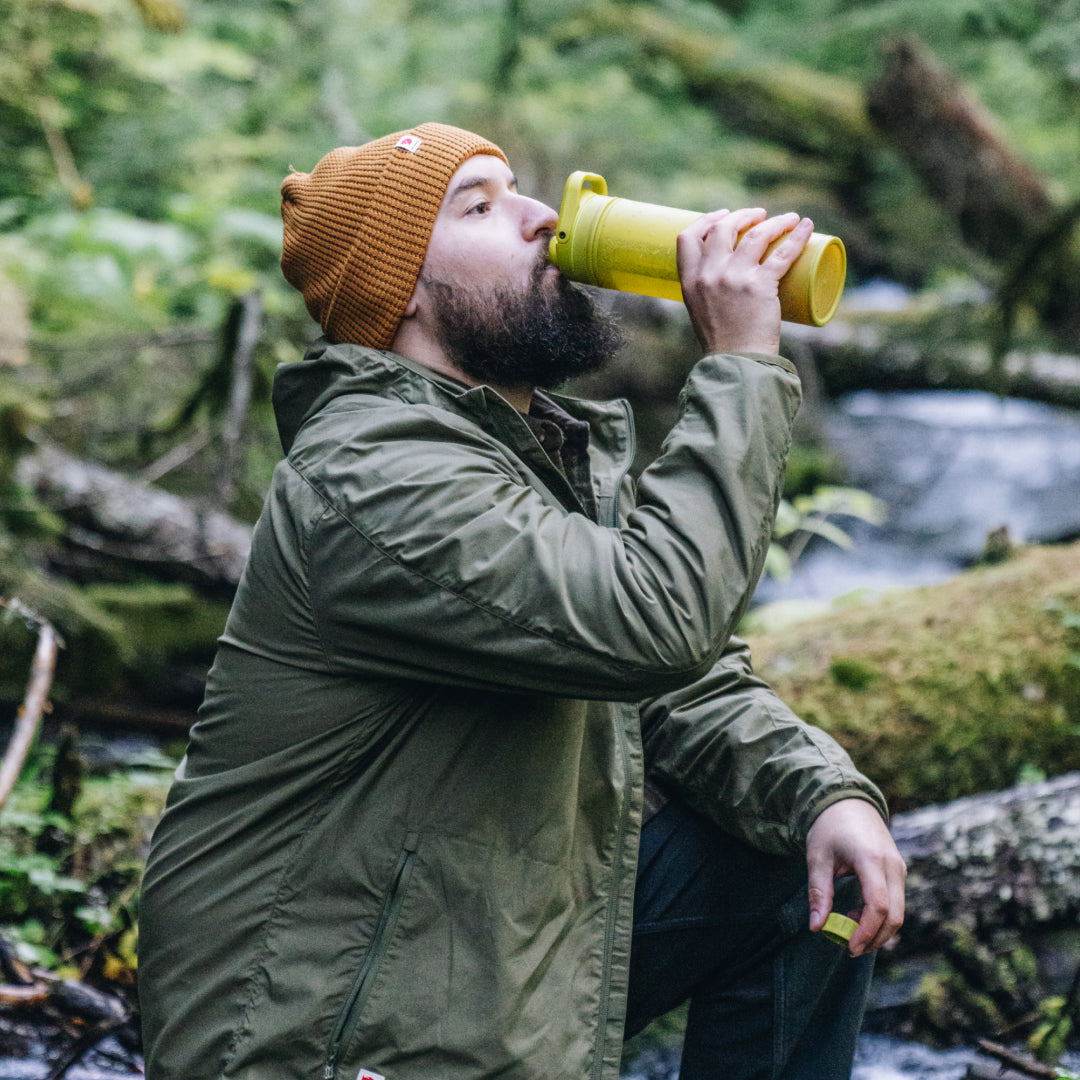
[821,912,858,947]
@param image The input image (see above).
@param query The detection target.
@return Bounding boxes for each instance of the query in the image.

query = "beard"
[421,249,622,392]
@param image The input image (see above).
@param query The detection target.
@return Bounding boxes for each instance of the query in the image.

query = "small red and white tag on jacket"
[358,1070,385,1080]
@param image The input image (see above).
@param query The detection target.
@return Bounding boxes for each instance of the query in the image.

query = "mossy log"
[745,540,1080,812]
[17,442,251,595]
[867,36,1080,346]
[581,3,877,171]
[780,320,1080,410]
[867,38,1055,263]
[889,771,1080,951]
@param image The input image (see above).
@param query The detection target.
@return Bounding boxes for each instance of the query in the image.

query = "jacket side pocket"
[323,832,420,1080]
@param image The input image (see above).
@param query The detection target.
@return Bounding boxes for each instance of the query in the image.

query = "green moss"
[83,581,229,673]
[783,444,846,498]
[747,541,1080,811]
[829,657,880,690]
[0,575,228,702]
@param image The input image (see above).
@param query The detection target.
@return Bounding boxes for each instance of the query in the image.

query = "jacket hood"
[272,338,463,454]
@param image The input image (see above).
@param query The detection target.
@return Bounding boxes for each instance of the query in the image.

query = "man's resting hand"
[806,798,907,956]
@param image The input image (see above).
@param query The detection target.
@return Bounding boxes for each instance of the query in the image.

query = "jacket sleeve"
[640,635,889,854]
[231,351,801,701]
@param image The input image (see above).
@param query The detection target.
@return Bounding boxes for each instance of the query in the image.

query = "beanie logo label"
[395,135,422,153]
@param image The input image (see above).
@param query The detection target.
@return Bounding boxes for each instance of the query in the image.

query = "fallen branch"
[46,1017,131,1080]
[890,771,1080,952]
[780,320,1080,410]
[17,442,252,594]
[973,1039,1058,1079]
[46,1016,131,1080]
[0,606,60,814]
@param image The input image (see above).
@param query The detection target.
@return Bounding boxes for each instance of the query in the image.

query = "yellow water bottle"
[549,171,847,327]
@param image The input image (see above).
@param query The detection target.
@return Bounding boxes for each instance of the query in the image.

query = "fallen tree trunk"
[889,771,1080,953]
[867,37,1055,262]
[867,36,1080,347]
[580,3,877,172]
[781,320,1080,410]
[17,442,251,595]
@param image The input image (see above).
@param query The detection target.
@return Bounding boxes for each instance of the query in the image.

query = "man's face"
[421,154,561,300]
[413,155,621,391]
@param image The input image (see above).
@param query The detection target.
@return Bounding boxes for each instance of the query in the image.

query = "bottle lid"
[821,912,858,947]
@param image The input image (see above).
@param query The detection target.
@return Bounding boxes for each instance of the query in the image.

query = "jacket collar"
[273,338,631,465]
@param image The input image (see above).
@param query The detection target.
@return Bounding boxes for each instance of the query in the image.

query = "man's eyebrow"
[447,173,518,202]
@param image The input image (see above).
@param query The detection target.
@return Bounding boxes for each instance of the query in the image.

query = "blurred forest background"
[3,0,1080,1074]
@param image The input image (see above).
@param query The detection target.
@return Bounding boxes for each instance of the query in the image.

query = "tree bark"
[867,36,1080,346]
[17,442,251,595]
[581,4,876,170]
[867,38,1055,262]
[889,771,1080,954]
[216,292,262,508]
[0,616,58,813]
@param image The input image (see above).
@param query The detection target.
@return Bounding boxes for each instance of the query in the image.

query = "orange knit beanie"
[280,122,508,349]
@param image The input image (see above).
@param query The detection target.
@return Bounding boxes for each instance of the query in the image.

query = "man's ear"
[389,282,430,361]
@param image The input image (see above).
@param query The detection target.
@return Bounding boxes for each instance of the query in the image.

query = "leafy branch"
[764,485,887,582]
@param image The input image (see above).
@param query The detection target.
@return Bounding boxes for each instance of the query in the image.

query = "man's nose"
[522,197,559,240]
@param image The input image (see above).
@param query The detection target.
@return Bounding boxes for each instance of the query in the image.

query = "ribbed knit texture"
[280,123,508,349]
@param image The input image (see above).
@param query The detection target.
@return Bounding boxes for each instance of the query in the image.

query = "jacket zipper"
[323,832,419,1080]
[589,709,633,1080]
[591,399,636,1078]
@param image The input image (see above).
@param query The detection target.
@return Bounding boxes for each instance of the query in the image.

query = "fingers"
[675,205,812,356]
[682,208,810,269]
[846,847,907,956]
[805,798,908,957]
[806,855,835,934]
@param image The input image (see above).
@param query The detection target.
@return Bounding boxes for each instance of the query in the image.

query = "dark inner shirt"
[523,392,598,521]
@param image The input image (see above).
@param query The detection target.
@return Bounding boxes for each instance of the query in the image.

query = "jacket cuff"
[799,785,891,842]
[704,351,799,377]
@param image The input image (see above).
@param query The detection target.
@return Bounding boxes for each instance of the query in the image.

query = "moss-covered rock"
[745,540,1080,812]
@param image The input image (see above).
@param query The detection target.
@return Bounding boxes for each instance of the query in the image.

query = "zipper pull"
[323,1060,335,1079]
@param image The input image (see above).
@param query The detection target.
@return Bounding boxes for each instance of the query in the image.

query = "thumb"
[806,849,835,933]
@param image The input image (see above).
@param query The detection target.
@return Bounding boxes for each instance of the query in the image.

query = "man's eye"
[468,201,492,215]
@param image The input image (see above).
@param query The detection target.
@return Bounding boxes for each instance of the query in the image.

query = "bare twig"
[217,291,262,507]
[976,1039,1059,1079]
[0,606,60,814]
[46,1017,130,1080]
[34,99,93,209]
[139,424,211,484]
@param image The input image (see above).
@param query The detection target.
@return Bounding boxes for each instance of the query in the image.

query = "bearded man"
[138,123,905,1080]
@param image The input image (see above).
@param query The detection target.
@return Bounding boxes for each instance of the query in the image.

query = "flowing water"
[620,1034,1080,1079]
[3,1036,1079,1079]
[756,388,1080,603]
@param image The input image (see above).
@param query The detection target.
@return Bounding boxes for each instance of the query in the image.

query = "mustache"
[532,244,553,280]
[532,241,575,291]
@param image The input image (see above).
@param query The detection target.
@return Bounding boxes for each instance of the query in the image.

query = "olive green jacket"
[138,340,886,1080]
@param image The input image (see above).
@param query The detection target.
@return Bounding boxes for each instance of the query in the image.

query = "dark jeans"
[626,800,875,1080]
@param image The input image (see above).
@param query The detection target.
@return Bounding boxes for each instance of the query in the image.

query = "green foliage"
[829,656,880,691]
[765,485,887,582]
[0,744,174,981]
